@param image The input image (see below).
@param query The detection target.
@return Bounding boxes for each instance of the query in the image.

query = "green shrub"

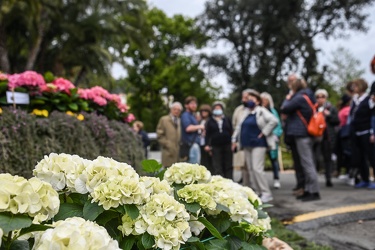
[0,107,144,177]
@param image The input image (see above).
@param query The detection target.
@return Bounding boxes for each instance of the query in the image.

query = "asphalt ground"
[266,171,375,250]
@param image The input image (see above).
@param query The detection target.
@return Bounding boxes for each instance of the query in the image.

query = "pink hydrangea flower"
[52,78,75,94]
[124,113,135,123]
[0,73,8,81]
[117,103,129,113]
[7,71,46,90]
[93,96,107,106]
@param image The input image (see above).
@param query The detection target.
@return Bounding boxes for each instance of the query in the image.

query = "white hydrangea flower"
[140,176,173,197]
[33,153,88,192]
[0,174,59,223]
[76,156,138,194]
[91,175,148,210]
[164,162,211,185]
[254,216,271,231]
[32,217,120,250]
[118,193,191,250]
[188,215,205,236]
[177,184,217,211]
[0,228,3,246]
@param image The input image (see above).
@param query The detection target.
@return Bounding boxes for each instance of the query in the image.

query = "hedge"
[0,107,145,177]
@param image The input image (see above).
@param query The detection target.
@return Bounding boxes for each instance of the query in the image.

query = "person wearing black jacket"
[204,101,233,179]
[350,79,375,189]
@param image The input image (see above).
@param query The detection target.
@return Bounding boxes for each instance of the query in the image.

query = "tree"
[125,8,219,131]
[326,47,366,91]
[0,0,150,87]
[199,0,375,108]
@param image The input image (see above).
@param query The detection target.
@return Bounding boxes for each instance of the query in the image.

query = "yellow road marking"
[283,202,375,225]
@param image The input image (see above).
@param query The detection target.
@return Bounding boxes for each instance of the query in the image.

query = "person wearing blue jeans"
[181,96,205,164]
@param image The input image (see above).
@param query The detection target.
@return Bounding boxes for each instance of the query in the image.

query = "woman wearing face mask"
[204,101,233,179]
[231,90,278,203]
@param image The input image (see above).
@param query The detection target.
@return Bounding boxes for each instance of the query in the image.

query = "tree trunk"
[0,23,10,73]
[74,67,87,87]
[25,10,48,71]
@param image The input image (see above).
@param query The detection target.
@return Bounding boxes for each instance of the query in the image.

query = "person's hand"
[370,134,375,143]
[204,145,211,152]
[371,95,375,102]
[231,142,237,152]
[258,132,264,138]
[323,109,331,116]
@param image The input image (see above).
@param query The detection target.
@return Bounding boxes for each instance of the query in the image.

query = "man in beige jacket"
[156,102,182,167]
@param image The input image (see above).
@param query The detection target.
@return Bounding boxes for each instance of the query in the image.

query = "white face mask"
[212,109,223,116]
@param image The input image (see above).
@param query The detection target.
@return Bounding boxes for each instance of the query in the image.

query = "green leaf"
[0,212,32,234]
[227,235,243,250]
[44,71,55,83]
[227,226,246,241]
[54,203,83,221]
[141,159,162,173]
[115,206,125,214]
[120,236,136,250]
[197,217,223,240]
[56,104,67,111]
[141,232,155,249]
[68,103,79,111]
[95,210,119,226]
[124,204,139,220]
[256,210,268,219]
[240,242,267,250]
[209,213,231,233]
[259,204,273,209]
[67,193,88,205]
[104,218,120,240]
[184,202,201,214]
[9,240,29,250]
[157,168,166,180]
[83,200,105,221]
[205,239,228,250]
[19,224,53,236]
[216,203,230,213]
[30,99,45,105]
[187,236,200,243]
[192,241,206,250]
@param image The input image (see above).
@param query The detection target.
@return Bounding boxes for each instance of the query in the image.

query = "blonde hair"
[260,92,274,109]
[133,121,144,130]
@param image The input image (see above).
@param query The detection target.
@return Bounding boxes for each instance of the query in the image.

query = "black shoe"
[296,191,310,200]
[326,180,333,187]
[301,193,321,202]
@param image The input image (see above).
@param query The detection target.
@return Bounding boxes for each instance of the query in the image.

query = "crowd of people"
[135,56,375,204]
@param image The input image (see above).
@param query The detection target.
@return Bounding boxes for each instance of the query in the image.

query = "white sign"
[6,91,30,105]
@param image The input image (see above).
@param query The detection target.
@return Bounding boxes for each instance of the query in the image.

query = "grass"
[270,219,333,250]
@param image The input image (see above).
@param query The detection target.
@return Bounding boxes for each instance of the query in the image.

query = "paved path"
[266,171,375,250]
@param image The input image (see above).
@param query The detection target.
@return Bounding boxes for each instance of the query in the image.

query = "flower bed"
[0,153,272,250]
[0,71,134,123]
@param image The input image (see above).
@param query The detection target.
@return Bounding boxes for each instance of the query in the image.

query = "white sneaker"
[273,180,281,189]
[347,178,355,186]
[338,174,349,180]
[260,193,273,203]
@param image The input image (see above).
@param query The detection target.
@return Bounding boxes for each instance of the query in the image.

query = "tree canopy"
[199,0,375,107]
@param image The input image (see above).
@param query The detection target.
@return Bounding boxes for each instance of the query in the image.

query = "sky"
[114,0,375,97]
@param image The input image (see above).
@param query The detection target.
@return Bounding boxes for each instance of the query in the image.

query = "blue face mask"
[245,101,256,109]
[212,109,223,116]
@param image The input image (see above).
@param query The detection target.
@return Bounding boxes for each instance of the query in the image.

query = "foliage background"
[0,107,145,178]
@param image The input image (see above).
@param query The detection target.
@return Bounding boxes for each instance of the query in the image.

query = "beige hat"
[246,89,261,103]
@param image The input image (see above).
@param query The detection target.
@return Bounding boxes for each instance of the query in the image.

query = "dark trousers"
[313,138,333,182]
[290,138,305,189]
[212,144,233,179]
[335,133,351,175]
[200,146,213,173]
[351,133,375,182]
[268,151,280,180]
